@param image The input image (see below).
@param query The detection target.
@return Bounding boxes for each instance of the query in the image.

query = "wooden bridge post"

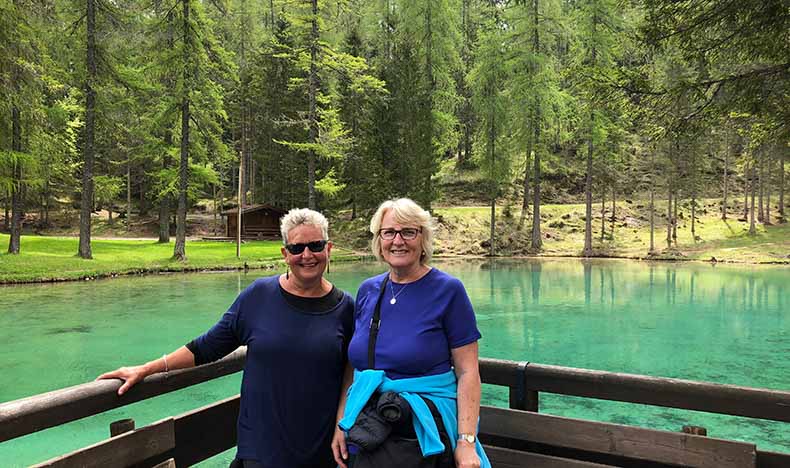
[110,418,135,437]
[509,361,539,412]
[682,425,707,436]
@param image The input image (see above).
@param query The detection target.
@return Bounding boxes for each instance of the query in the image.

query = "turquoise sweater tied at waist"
[338,369,491,468]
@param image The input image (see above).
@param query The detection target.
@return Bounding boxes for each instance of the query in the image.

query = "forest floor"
[331,198,790,264]
[1,198,787,283]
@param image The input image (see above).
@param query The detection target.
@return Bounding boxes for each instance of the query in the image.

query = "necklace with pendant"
[389,281,408,305]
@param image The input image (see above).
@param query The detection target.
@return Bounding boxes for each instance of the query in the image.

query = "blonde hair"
[280,208,329,244]
[370,198,435,264]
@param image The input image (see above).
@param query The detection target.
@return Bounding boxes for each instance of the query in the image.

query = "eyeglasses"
[285,240,328,255]
[378,228,421,241]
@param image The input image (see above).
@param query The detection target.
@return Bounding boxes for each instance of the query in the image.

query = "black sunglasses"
[285,240,328,255]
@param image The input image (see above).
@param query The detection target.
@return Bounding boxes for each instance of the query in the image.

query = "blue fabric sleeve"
[443,277,482,349]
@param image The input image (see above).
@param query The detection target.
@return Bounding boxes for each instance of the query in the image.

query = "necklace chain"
[389,281,408,305]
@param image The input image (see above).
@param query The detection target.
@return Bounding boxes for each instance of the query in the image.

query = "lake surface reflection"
[1,258,788,465]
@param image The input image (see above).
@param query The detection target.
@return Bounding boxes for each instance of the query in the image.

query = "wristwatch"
[457,433,476,444]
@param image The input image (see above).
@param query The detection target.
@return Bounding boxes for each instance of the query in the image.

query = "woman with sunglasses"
[333,198,489,468]
[98,208,354,468]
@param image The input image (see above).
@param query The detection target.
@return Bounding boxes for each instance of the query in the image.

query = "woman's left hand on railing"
[96,364,153,396]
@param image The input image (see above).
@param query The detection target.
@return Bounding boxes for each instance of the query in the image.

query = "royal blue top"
[190,275,354,468]
[348,268,481,379]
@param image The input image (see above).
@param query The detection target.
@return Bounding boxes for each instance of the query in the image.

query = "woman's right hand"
[331,426,349,468]
[96,365,150,396]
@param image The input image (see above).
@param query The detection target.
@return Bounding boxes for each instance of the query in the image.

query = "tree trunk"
[306,0,319,210]
[173,0,190,260]
[158,192,171,242]
[666,187,672,248]
[691,192,696,241]
[780,156,785,222]
[519,145,531,229]
[583,134,593,256]
[722,137,729,220]
[488,108,496,257]
[43,179,50,226]
[138,176,147,216]
[158,10,174,243]
[610,185,615,240]
[422,0,434,212]
[583,26,596,257]
[672,190,678,246]
[78,0,97,259]
[766,160,771,225]
[600,192,605,242]
[8,0,23,253]
[531,135,542,249]
[649,150,655,254]
[126,157,131,232]
[213,183,218,235]
[240,0,250,206]
[8,106,22,254]
[749,163,756,235]
[456,0,469,172]
[529,0,542,250]
[489,198,495,257]
[38,191,44,227]
[758,152,764,222]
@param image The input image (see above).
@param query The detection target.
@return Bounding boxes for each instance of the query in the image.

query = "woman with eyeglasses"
[332,198,489,468]
[98,208,354,468]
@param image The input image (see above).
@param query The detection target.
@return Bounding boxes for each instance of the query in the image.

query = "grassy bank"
[2,198,787,283]
[0,235,357,284]
[428,199,789,263]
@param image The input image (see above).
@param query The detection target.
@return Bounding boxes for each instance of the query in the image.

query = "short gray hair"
[280,208,329,244]
[370,198,435,264]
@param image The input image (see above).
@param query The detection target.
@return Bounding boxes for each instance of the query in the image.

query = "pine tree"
[469,10,510,256]
[508,0,564,250]
[170,0,234,260]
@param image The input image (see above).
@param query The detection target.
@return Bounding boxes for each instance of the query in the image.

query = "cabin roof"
[220,204,287,216]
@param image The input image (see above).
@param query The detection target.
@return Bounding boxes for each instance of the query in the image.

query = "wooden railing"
[2,349,789,466]
[479,359,790,422]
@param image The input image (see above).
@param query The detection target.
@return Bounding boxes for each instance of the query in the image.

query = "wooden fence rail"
[480,360,790,422]
[2,349,789,464]
[0,347,245,443]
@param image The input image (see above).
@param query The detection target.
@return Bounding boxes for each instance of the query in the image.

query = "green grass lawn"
[0,235,357,283]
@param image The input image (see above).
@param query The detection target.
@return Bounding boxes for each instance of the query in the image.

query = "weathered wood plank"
[479,358,524,387]
[523,362,790,422]
[31,418,175,468]
[484,445,615,467]
[756,450,790,468]
[479,406,757,468]
[0,347,245,443]
[172,395,240,466]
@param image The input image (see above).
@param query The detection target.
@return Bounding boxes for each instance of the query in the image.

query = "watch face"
[459,434,476,443]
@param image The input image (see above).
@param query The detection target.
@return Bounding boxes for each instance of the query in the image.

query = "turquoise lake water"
[0,258,788,466]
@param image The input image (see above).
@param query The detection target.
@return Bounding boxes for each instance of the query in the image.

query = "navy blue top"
[349,268,481,379]
[190,275,354,467]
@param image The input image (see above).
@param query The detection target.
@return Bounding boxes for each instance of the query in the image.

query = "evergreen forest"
[1,0,788,259]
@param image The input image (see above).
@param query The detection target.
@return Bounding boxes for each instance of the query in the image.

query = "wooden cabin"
[221,204,286,239]
[2,352,789,468]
